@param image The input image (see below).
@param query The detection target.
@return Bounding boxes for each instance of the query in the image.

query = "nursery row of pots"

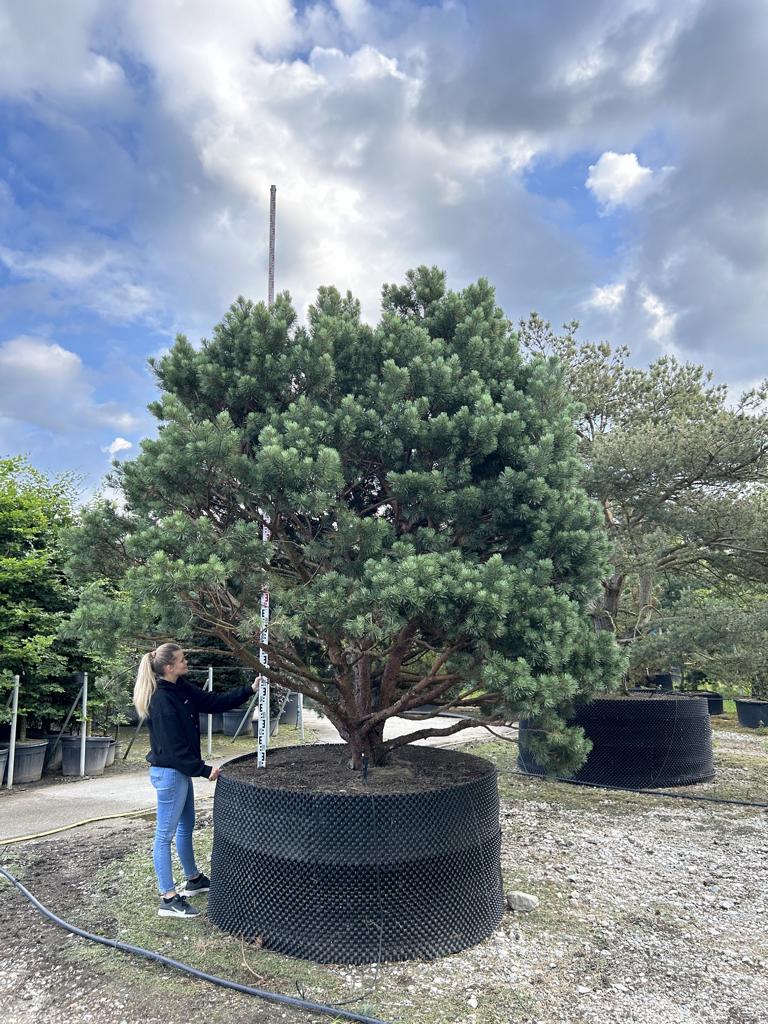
[0,734,118,785]
[199,692,301,737]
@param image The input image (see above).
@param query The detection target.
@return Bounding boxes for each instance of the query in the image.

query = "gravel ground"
[0,731,766,1024]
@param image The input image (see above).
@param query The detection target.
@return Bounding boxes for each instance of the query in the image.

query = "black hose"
[0,866,389,1024]
[504,769,768,809]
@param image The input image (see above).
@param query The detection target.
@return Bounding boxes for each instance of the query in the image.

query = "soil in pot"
[734,699,768,729]
[518,693,714,789]
[0,739,48,784]
[60,736,112,776]
[208,744,504,963]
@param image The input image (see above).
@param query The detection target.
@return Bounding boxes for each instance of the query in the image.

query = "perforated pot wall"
[518,695,714,788]
[207,745,504,963]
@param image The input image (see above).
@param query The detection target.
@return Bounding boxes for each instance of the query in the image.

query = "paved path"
[0,712,515,843]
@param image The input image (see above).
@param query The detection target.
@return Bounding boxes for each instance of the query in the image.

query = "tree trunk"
[595,572,624,632]
[346,722,388,769]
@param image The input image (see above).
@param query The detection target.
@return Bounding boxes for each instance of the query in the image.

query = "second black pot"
[518,694,714,788]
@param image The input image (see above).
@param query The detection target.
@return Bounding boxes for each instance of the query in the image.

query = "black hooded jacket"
[146,676,254,778]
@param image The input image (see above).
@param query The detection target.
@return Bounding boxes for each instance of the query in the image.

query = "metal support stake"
[79,672,88,777]
[206,666,213,759]
[231,692,259,742]
[6,675,19,790]
[50,682,85,756]
[298,691,304,742]
[122,718,144,760]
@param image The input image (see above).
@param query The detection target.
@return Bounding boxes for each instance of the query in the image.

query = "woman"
[134,642,259,918]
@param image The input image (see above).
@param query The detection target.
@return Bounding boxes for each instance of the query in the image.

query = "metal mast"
[258,184,277,767]
[268,184,276,307]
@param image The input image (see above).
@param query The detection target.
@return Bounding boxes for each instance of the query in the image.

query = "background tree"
[66,268,621,771]
[630,585,768,699]
[519,317,768,654]
[0,457,87,737]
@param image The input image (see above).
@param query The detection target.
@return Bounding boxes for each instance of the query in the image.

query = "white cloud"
[586,282,627,311]
[586,152,656,209]
[0,245,161,324]
[641,287,679,350]
[0,245,110,285]
[0,1,130,105]
[102,436,133,457]
[0,336,140,433]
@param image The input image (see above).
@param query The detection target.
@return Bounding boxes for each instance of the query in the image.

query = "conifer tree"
[66,269,620,769]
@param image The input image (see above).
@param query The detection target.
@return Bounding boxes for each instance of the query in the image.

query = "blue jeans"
[149,767,200,895]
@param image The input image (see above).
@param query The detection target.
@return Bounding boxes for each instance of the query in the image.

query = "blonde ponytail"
[133,642,182,719]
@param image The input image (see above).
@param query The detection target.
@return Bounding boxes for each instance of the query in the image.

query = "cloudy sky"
[1,0,767,494]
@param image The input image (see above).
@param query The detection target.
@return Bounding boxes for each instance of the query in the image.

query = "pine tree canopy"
[66,268,621,768]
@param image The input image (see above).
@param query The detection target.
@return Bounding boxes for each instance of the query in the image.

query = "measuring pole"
[206,666,213,758]
[6,675,19,790]
[257,544,270,767]
[79,672,88,777]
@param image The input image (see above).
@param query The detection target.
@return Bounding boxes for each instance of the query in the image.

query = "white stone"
[506,891,540,912]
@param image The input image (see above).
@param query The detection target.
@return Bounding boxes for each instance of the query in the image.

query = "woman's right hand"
[251,675,263,693]
[208,766,220,782]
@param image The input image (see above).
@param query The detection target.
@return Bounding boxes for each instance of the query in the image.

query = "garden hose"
[0,807,156,845]
[505,769,768,809]
[0,865,389,1024]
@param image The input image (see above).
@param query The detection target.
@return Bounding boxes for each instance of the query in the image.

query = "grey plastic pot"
[222,708,250,737]
[0,740,48,784]
[199,713,224,734]
[44,733,72,772]
[61,735,112,776]
[0,745,8,782]
[105,739,119,767]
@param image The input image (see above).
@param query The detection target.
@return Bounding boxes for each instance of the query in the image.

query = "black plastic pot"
[518,695,714,788]
[60,736,112,776]
[679,691,724,716]
[734,698,768,729]
[0,740,48,784]
[647,673,674,690]
[208,744,504,963]
[221,708,250,737]
[199,712,224,734]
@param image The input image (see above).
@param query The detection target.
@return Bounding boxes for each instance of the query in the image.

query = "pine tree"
[66,269,620,770]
